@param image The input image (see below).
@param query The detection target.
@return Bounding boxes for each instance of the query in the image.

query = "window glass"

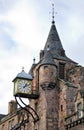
[61,105,63,111]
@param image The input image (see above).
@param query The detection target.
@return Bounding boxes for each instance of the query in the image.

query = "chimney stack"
[8,100,17,114]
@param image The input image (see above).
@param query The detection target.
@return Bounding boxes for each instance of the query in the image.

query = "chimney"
[8,100,17,114]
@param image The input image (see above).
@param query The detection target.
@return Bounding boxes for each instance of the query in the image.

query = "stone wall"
[67,66,84,90]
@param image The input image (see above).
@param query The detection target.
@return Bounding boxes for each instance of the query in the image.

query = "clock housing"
[13,69,33,98]
[14,78,32,98]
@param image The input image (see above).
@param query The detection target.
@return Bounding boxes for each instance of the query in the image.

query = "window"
[44,65,48,69]
[11,119,14,128]
[61,105,63,111]
[78,111,83,118]
[59,63,65,79]
[35,103,38,112]
[77,102,83,118]
[8,119,14,130]
[9,121,11,130]
[77,102,82,111]
[2,124,5,130]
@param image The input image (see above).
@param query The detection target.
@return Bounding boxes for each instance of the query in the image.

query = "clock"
[18,79,31,94]
[13,79,32,97]
[13,68,39,99]
[13,68,33,98]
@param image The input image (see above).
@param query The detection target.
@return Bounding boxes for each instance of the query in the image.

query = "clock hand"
[23,83,28,88]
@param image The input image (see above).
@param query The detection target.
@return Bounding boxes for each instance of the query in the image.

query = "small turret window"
[44,66,48,69]
[61,105,63,111]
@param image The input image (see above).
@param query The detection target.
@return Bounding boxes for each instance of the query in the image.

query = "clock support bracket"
[11,95,39,130]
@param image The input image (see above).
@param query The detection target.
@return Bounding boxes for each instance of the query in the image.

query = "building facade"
[0,100,29,130]
[0,19,84,130]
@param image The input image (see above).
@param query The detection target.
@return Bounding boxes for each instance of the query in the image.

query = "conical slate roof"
[44,22,76,62]
[40,49,56,66]
[44,23,63,51]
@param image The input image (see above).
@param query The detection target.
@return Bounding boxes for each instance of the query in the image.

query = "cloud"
[0,0,19,13]
[0,0,44,114]
[0,22,16,50]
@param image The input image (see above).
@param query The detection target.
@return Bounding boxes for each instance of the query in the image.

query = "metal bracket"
[11,95,39,130]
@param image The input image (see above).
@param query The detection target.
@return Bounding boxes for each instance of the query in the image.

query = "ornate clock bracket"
[11,95,39,130]
[15,95,39,122]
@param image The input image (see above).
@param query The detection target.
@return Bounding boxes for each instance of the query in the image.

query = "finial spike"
[52,3,55,24]
[50,1,57,24]
[22,67,24,71]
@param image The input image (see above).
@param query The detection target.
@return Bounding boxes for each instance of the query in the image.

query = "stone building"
[0,100,29,130]
[0,17,84,130]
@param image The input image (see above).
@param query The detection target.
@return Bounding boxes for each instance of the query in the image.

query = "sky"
[0,0,84,114]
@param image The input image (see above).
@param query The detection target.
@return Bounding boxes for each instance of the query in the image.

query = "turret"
[39,49,57,90]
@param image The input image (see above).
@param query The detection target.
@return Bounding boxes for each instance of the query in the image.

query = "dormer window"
[60,49,65,56]
[44,65,48,69]
[40,50,44,59]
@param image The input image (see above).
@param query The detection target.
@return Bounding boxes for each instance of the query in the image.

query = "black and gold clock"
[13,68,33,98]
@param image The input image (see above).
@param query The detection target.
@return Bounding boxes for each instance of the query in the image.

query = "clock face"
[17,79,31,94]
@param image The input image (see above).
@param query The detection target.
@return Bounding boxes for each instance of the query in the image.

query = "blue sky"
[0,0,84,114]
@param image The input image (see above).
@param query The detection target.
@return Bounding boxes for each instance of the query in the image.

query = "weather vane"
[50,0,57,24]
[52,3,55,23]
